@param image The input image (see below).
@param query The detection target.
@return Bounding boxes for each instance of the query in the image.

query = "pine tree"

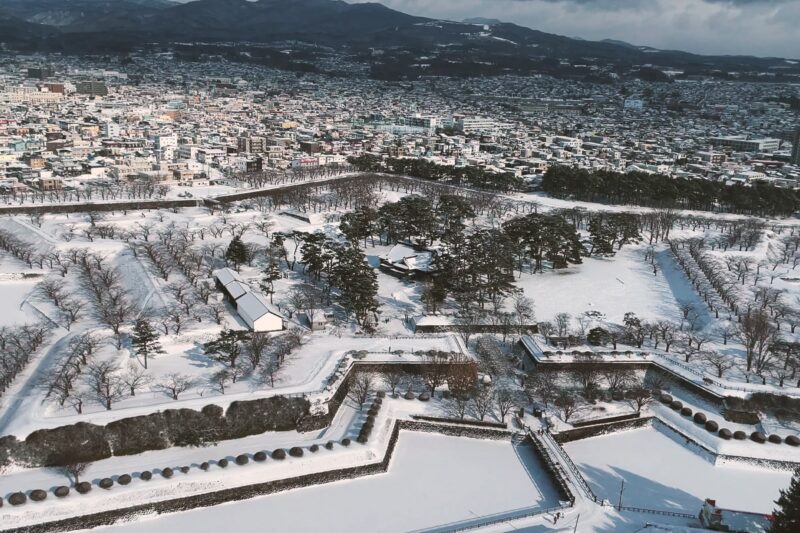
[772,468,800,532]
[225,236,248,271]
[204,329,245,368]
[131,319,165,369]
[332,247,379,328]
[260,257,282,303]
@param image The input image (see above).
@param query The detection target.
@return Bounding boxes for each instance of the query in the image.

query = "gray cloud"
[352,0,800,57]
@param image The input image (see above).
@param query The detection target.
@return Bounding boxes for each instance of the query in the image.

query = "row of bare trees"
[0,178,171,207]
[0,324,51,397]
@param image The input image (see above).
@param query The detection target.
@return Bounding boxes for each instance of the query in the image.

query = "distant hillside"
[0,0,796,78]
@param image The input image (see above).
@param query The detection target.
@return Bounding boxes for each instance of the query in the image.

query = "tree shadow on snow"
[578,462,702,513]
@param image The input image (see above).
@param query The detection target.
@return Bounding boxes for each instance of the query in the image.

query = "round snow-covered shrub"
[30,489,47,502]
[368,406,379,416]
[289,447,304,458]
[310,444,319,453]
[705,420,719,432]
[161,468,174,478]
[680,407,693,417]
[418,392,431,402]
[272,449,287,460]
[341,438,351,447]
[357,435,369,444]
[785,435,800,446]
[200,462,210,470]
[768,434,783,444]
[670,400,683,411]
[117,474,132,485]
[180,466,190,474]
[733,431,747,440]
[404,390,415,400]
[253,452,267,462]
[611,391,624,401]
[660,393,672,404]
[99,478,114,489]
[217,459,229,468]
[693,412,707,424]
[139,471,152,481]
[54,486,70,498]
[751,431,767,443]
[325,441,335,450]
[718,428,732,440]
[8,492,26,506]
[235,454,249,465]
[377,391,386,398]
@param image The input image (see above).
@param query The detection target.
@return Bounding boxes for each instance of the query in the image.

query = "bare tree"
[655,321,679,352]
[495,387,518,423]
[120,363,152,396]
[34,277,66,308]
[347,372,375,410]
[626,386,652,413]
[525,368,559,408]
[554,312,571,337]
[383,369,405,397]
[512,294,535,337]
[207,302,226,325]
[422,354,451,396]
[738,310,778,371]
[246,332,271,371]
[156,373,194,400]
[60,462,90,486]
[701,352,737,379]
[471,385,495,420]
[209,369,232,394]
[555,391,579,423]
[570,356,601,398]
[602,367,635,394]
[85,361,124,410]
[445,393,471,420]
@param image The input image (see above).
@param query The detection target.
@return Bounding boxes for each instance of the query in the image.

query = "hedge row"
[661,394,800,446]
[0,396,323,468]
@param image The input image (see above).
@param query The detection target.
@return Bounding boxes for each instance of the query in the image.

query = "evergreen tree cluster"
[543,165,800,216]
[340,194,475,248]
[349,154,524,192]
[502,213,584,273]
[587,212,642,256]
[772,468,800,532]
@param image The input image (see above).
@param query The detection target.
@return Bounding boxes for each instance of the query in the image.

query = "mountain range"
[0,0,796,78]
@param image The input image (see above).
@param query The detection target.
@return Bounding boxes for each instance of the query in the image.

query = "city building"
[709,136,781,153]
[75,81,109,97]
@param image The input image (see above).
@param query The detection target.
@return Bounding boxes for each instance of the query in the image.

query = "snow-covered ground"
[514,245,701,324]
[90,431,561,533]
[564,426,792,514]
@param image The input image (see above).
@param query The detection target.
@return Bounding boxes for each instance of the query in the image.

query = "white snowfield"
[87,432,562,533]
[564,426,793,514]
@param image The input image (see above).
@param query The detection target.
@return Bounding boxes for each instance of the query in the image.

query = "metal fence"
[407,503,571,533]
[618,505,696,519]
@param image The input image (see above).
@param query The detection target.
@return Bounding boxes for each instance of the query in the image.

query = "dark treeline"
[543,166,800,217]
[349,155,524,192]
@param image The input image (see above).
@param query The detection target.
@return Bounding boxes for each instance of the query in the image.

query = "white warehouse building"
[212,268,285,332]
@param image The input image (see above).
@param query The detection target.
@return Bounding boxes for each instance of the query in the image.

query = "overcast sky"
[351,0,800,58]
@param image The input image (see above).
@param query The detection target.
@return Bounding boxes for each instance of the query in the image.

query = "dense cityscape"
[2,55,799,205]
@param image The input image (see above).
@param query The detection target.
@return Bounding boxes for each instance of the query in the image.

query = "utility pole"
[618,479,625,510]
